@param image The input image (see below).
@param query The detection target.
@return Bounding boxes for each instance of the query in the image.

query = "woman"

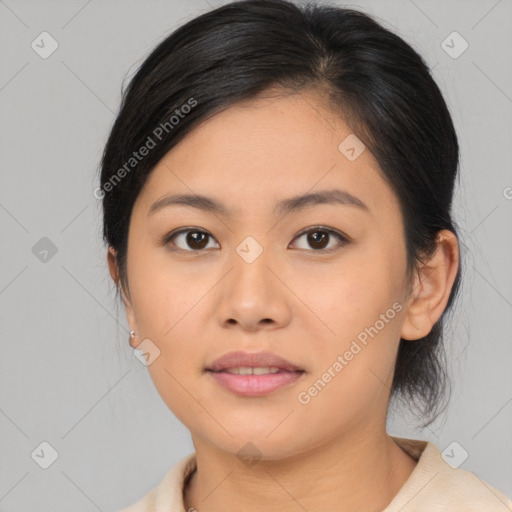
[98,1,512,510]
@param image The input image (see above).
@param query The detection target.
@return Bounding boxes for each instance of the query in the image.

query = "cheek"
[299,249,401,334]
[297,249,404,384]
[294,301,402,433]
[128,247,208,338]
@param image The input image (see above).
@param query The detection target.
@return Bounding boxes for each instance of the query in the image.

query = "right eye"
[163,228,220,252]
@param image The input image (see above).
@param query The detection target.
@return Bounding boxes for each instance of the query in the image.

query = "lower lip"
[206,370,304,396]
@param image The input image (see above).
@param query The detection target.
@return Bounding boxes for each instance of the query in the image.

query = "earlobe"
[400,230,459,341]
[107,246,140,346]
[126,306,140,349]
[129,330,140,349]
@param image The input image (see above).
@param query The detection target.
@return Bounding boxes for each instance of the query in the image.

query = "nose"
[215,244,292,332]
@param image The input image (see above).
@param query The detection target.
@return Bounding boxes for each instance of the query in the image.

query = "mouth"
[205,368,305,396]
[205,350,304,373]
[208,366,301,375]
[204,351,305,396]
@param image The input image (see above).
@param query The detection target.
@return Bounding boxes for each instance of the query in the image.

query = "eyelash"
[163,225,349,253]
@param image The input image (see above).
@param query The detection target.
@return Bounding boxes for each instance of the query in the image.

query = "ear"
[401,230,460,341]
[107,247,139,348]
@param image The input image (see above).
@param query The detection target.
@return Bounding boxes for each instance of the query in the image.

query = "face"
[117,90,414,459]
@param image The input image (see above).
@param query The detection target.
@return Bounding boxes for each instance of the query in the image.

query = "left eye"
[290,226,348,251]
[165,229,219,251]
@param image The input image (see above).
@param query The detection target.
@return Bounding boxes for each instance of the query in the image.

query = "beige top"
[117,436,512,511]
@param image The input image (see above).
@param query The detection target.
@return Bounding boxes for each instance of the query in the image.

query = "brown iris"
[307,230,329,250]
[186,231,209,250]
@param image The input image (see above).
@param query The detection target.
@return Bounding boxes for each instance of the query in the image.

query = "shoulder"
[115,453,197,512]
[428,463,512,510]
[387,437,512,511]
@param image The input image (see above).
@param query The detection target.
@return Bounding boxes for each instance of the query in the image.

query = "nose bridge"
[230,233,274,294]
[215,233,290,330]
[235,234,267,267]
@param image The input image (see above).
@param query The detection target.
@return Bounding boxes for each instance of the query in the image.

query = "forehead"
[134,91,397,219]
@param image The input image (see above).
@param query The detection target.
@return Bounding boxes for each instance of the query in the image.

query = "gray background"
[1,0,511,510]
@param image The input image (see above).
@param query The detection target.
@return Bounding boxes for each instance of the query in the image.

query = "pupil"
[188,231,208,249]
[309,231,328,249]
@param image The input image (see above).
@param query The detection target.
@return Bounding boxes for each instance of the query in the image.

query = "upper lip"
[205,351,304,372]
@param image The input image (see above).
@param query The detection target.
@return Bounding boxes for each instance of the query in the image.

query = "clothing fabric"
[117,436,512,511]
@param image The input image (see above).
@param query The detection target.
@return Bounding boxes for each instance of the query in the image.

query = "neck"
[183,429,417,512]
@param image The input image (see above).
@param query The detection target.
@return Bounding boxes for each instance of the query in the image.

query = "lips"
[205,350,304,373]
[205,350,305,396]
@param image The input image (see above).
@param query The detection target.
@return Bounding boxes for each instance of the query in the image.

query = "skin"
[108,89,459,512]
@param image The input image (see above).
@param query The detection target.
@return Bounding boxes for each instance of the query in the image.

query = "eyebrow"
[148,188,369,218]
